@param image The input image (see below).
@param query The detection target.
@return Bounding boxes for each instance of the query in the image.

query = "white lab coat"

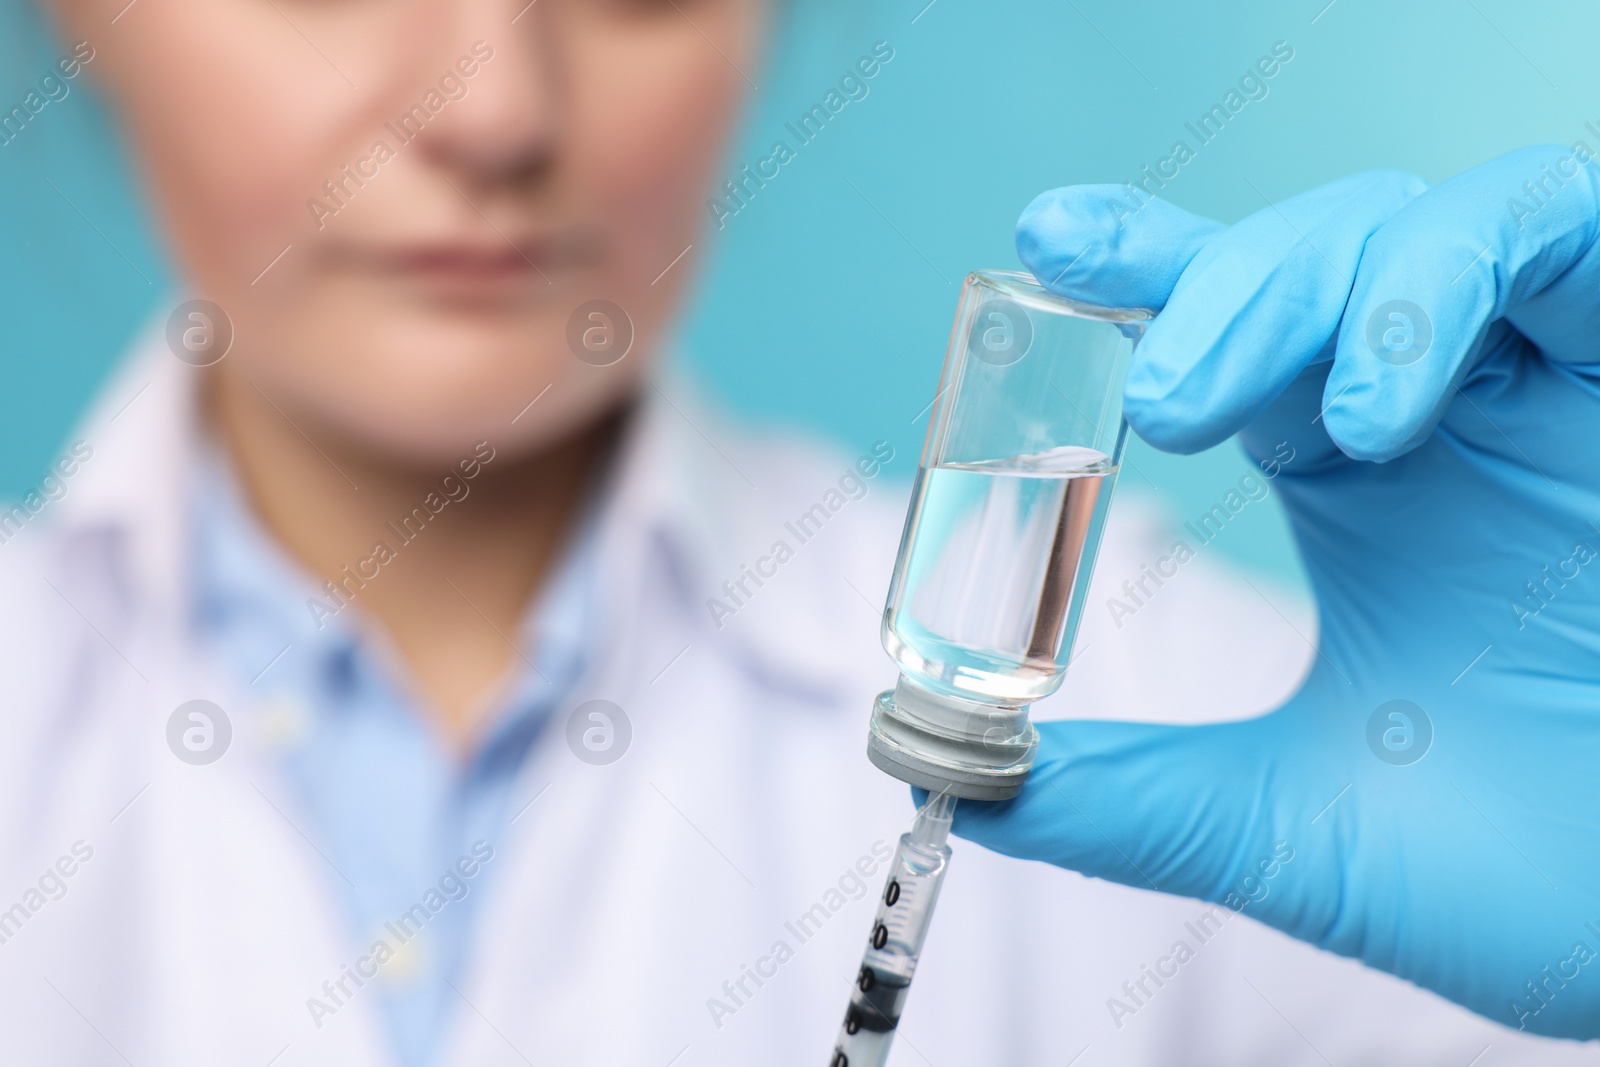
[0,324,1587,1067]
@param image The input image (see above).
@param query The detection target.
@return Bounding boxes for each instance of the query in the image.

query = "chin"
[262,335,644,469]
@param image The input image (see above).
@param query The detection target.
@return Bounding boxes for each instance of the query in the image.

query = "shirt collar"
[190,435,600,759]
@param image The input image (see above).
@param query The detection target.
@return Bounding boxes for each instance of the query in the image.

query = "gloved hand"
[953,145,1600,1037]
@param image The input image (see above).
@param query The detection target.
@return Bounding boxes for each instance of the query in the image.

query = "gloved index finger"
[1123,170,1427,455]
[1328,144,1600,462]
[1015,184,1223,311]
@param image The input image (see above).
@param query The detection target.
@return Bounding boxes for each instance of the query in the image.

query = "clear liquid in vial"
[882,445,1116,705]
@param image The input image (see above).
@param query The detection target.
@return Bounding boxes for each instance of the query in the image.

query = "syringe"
[827,790,956,1067]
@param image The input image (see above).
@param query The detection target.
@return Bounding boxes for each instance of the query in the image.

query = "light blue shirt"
[188,452,595,1067]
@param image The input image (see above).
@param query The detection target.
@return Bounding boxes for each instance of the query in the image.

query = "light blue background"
[2,0,1595,586]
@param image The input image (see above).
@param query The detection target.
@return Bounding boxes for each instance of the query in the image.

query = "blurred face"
[56,0,765,463]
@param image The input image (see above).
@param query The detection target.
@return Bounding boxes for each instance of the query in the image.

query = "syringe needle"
[827,792,957,1067]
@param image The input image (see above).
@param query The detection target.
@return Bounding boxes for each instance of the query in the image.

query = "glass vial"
[867,270,1150,800]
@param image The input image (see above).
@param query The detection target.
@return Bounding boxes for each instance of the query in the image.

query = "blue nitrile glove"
[953,145,1600,1037]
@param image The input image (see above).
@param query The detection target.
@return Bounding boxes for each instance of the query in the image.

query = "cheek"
[105,3,377,282]
[570,39,745,250]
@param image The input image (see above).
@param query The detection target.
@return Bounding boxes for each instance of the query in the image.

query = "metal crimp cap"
[865,676,1038,801]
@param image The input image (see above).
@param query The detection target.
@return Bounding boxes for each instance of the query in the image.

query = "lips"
[333,226,603,300]
[385,243,549,282]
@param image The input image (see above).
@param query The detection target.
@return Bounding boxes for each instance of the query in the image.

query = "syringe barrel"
[828,795,956,1067]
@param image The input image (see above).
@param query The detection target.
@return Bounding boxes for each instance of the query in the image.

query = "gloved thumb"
[1015,184,1223,310]
[946,708,1341,939]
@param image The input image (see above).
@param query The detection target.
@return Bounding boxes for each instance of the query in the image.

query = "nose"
[413,0,560,187]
